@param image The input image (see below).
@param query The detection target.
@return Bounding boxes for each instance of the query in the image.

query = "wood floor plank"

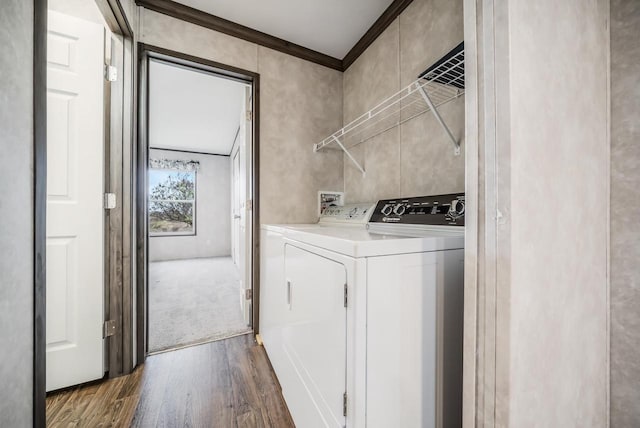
[45,389,72,422]
[47,334,293,428]
[155,345,199,427]
[129,351,175,428]
[115,396,140,428]
[226,335,295,428]
[78,377,129,427]
[226,335,270,428]
[260,391,296,428]
[47,382,103,428]
[247,341,295,428]
[189,338,235,427]
[116,365,143,400]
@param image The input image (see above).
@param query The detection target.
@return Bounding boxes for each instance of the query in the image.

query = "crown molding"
[135,0,415,72]
[342,0,414,70]
[136,0,343,70]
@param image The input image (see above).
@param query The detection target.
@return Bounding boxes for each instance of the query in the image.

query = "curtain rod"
[150,147,231,157]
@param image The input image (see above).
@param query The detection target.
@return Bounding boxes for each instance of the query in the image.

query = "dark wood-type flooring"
[46,334,295,427]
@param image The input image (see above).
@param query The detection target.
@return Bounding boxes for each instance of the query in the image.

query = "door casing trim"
[34,0,48,425]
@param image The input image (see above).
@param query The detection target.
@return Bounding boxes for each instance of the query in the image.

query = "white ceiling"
[148,59,247,155]
[173,0,395,59]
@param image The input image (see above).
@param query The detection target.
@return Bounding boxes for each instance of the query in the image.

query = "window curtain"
[149,158,200,172]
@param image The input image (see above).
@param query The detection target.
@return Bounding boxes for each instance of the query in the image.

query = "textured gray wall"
[139,9,344,225]
[148,149,231,261]
[462,0,610,425]
[342,0,465,203]
[610,1,640,426]
[0,1,35,426]
[505,0,610,425]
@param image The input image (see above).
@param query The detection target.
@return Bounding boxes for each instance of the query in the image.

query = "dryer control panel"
[319,203,376,224]
[369,193,465,226]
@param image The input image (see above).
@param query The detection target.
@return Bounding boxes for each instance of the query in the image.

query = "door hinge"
[103,320,116,338]
[343,392,348,417]
[104,193,117,209]
[246,199,253,211]
[105,65,118,82]
[246,110,252,121]
[245,288,252,300]
[344,283,348,308]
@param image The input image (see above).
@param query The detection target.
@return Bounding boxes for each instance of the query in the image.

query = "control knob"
[381,204,393,216]
[448,199,465,219]
[393,203,407,216]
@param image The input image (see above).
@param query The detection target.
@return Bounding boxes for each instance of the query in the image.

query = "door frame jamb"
[34,0,48,425]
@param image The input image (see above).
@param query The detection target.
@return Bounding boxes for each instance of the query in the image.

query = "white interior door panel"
[46,10,105,392]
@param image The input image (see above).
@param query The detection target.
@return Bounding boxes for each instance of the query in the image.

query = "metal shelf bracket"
[314,43,464,160]
[314,135,366,176]
[415,82,461,156]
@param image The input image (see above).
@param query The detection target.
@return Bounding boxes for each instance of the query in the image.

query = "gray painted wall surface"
[139,8,344,225]
[342,0,465,203]
[0,1,35,426]
[462,0,610,426]
[149,149,231,261]
[610,1,640,426]
[505,1,609,426]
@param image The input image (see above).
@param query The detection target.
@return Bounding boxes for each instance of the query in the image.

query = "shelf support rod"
[415,83,461,155]
[332,136,366,176]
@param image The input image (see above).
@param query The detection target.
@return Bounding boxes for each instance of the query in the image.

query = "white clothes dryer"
[260,193,465,428]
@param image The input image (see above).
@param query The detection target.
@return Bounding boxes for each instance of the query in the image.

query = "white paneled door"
[232,148,241,265]
[46,11,105,392]
[240,87,253,325]
[232,86,253,326]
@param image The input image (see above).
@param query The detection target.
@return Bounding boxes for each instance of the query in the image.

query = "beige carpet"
[148,257,251,353]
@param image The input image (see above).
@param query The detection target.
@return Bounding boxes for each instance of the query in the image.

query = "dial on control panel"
[393,203,406,215]
[447,199,465,219]
[381,204,393,216]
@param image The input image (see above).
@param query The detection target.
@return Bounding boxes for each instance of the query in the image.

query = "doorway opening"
[140,50,257,354]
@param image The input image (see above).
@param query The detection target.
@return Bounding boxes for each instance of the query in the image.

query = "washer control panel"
[319,203,376,224]
[369,193,465,226]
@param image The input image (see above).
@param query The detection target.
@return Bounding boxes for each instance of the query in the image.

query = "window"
[148,169,196,236]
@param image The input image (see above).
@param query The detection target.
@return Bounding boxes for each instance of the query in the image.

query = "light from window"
[148,169,196,235]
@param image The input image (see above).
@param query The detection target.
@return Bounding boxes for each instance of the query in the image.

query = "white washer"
[260,194,465,428]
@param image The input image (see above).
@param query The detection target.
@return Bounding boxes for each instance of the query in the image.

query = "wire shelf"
[314,44,465,175]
